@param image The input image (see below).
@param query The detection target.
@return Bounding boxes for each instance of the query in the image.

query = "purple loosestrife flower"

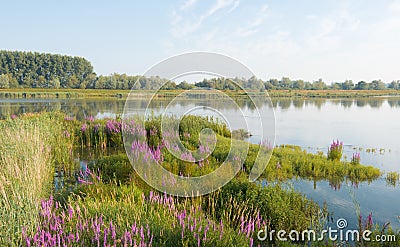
[150,127,158,136]
[351,152,361,165]
[68,206,74,219]
[328,139,343,161]
[85,115,95,122]
[151,146,163,162]
[11,114,17,119]
[94,123,101,133]
[260,139,273,150]
[181,151,195,162]
[81,123,88,132]
[63,130,71,138]
[140,226,144,242]
[105,119,122,134]
[103,228,108,246]
[149,234,153,246]
[366,212,373,229]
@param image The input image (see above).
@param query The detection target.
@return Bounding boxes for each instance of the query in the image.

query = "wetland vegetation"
[0,112,397,246]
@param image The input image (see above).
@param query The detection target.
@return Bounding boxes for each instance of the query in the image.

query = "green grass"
[386,171,400,187]
[69,115,381,184]
[49,172,327,246]
[261,145,381,183]
[0,113,74,245]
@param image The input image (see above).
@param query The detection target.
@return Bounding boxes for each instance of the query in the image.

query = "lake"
[1,96,400,229]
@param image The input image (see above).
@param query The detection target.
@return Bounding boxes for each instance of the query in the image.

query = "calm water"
[2,97,400,228]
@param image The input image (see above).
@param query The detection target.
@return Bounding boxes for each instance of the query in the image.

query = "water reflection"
[2,97,400,119]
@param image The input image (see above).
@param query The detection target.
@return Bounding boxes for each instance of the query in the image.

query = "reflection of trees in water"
[355,98,386,108]
[278,99,292,110]
[292,99,305,108]
[1,97,399,119]
[356,99,367,107]
[308,99,326,109]
[0,100,127,119]
[368,99,383,108]
[387,99,400,108]
[340,99,354,108]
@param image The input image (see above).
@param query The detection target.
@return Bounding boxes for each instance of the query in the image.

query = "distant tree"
[311,79,327,90]
[331,82,341,90]
[0,50,96,88]
[67,75,79,88]
[0,74,10,88]
[269,79,279,88]
[51,78,61,89]
[370,80,386,90]
[177,81,194,90]
[304,81,312,90]
[342,80,354,90]
[355,81,369,90]
[292,80,305,89]
[195,79,212,88]
[5,73,18,88]
[388,80,400,90]
[263,81,275,90]
[280,77,291,89]
[161,81,177,90]
[37,75,47,88]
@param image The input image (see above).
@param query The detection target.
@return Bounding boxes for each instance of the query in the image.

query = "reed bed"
[0,113,74,245]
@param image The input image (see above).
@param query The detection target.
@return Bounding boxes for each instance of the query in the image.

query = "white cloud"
[227,0,240,13]
[206,0,236,17]
[179,0,199,11]
[170,0,240,38]
[234,4,268,37]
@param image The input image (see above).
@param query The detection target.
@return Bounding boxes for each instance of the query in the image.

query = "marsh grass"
[386,172,400,187]
[0,113,74,245]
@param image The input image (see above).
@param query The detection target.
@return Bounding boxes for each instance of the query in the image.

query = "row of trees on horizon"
[1,50,400,90]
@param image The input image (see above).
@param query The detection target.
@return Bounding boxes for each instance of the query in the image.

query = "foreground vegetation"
[0,113,73,244]
[0,112,397,246]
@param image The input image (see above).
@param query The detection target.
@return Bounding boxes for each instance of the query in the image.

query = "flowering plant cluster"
[327,139,343,161]
[351,152,361,165]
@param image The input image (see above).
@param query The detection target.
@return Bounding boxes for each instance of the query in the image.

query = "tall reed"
[0,113,73,245]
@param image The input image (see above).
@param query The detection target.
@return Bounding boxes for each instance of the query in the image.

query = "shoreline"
[1,89,400,99]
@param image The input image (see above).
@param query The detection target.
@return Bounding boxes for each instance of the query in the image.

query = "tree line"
[0,50,399,90]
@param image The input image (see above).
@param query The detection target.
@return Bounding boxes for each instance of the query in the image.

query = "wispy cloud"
[179,0,199,11]
[170,0,240,38]
[227,0,240,13]
[206,0,236,16]
[235,4,268,37]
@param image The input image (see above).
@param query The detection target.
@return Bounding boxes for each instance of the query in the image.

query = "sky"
[1,0,400,83]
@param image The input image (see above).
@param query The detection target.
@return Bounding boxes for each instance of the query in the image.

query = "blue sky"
[1,0,400,83]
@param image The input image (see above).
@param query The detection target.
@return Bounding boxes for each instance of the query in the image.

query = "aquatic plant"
[351,152,361,165]
[327,139,343,161]
[386,172,400,187]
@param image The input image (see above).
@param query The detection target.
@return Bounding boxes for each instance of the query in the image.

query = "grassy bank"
[0,113,74,245]
[1,88,400,99]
